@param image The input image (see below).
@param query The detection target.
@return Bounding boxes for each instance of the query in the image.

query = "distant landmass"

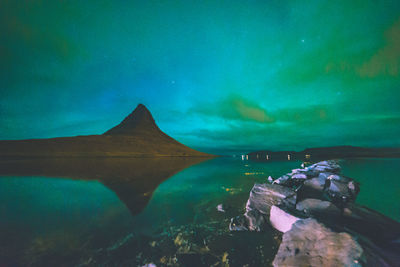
[0,104,211,158]
[247,146,400,161]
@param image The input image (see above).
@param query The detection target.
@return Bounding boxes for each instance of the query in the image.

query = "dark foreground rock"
[231,160,400,267]
[80,220,281,267]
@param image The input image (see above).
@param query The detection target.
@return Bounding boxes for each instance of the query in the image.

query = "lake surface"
[0,157,399,266]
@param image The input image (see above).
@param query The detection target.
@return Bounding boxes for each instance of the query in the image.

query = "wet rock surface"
[231,160,400,267]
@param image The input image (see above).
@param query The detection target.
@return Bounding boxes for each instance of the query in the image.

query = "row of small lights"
[241,154,311,160]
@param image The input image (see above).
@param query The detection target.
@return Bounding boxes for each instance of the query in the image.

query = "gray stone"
[273,218,363,267]
[296,198,341,216]
[318,172,335,180]
[308,160,341,174]
[245,183,297,215]
[291,173,307,180]
[327,174,353,183]
[272,175,290,185]
[303,176,327,192]
[326,179,353,203]
[348,180,360,198]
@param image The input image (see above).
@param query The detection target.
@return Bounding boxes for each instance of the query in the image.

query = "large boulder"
[245,183,297,214]
[272,218,363,267]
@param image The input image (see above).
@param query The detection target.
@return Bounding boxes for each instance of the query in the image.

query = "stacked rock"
[230,160,359,231]
[230,160,400,267]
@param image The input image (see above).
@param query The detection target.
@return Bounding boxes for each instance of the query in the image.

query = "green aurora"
[1,0,400,154]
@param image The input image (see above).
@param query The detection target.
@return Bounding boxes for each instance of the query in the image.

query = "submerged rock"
[269,205,301,233]
[216,204,225,212]
[229,215,249,231]
[272,218,363,267]
[244,208,268,231]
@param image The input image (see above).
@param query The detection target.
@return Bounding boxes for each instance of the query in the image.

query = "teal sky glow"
[1,0,400,154]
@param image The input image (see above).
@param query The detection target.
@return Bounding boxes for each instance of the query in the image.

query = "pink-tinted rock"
[269,205,301,233]
[273,219,363,267]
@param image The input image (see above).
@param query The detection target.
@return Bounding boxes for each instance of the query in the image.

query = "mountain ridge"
[0,104,212,158]
[104,104,163,136]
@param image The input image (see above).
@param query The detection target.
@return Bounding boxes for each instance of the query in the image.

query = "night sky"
[1,0,400,154]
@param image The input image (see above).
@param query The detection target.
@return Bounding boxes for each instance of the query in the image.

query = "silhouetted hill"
[247,146,400,161]
[0,104,212,158]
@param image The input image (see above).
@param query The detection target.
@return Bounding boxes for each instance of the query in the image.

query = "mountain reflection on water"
[0,157,213,266]
[0,157,209,216]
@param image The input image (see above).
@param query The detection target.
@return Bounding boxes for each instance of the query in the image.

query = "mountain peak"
[104,104,162,135]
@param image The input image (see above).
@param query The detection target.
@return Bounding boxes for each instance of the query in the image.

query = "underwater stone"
[229,215,249,231]
[217,204,225,212]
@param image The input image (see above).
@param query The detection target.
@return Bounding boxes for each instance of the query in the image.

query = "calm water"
[0,157,399,266]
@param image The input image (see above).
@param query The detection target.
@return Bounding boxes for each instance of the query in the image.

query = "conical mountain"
[0,104,213,157]
[104,104,162,136]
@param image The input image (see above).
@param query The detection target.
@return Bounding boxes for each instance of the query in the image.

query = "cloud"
[357,18,400,77]
[274,105,332,125]
[230,96,275,123]
[191,95,275,123]
[191,94,336,126]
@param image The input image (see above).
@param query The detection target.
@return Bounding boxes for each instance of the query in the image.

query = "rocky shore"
[230,160,400,266]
